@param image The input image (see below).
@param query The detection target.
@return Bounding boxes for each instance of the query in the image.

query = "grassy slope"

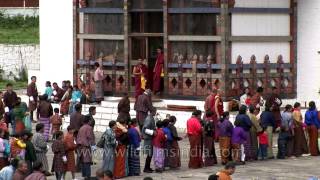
[0,26,39,44]
[0,80,28,91]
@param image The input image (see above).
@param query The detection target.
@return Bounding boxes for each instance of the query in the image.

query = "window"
[84,14,124,34]
[83,40,124,62]
[87,0,124,8]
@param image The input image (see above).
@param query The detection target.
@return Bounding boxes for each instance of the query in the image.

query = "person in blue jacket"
[305,101,320,156]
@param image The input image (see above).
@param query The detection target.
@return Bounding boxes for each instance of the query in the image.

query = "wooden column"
[73,0,79,85]
[163,0,168,95]
[124,0,130,92]
[290,0,298,98]
[220,0,230,100]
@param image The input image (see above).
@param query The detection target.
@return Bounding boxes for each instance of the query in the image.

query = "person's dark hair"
[143,177,154,180]
[234,119,241,127]
[117,118,126,125]
[284,104,292,112]
[10,159,19,169]
[257,87,263,93]
[222,111,229,120]
[22,130,33,138]
[109,120,116,128]
[157,47,163,51]
[130,118,137,125]
[54,108,59,114]
[46,81,51,87]
[53,82,58,86]
[169,116,177,123]
[239,105,247,114]
[294,102,301,109]
[96,168,104,178]
[265,106,271,112]
[309,101,316,110]
[32,161,43,171]
[162,119,170,127]
[249,105,255,114]
[73,85,79,90]
[36,123,45,132]
[75,103,82,112]
[192,110,202,117]
[205,111,213,118]
[94,62,100,68]
[89,106,96,113]
[31,76,36,80]
[156,121,163,128]
[104,170,113,178]
[40,94,48,101]
[208,174,219,180]
[17,160,27,168]
[225,161,236,170]
[67,125,74,132]
[54,131,63,139]
[0,91,2,95]
[83,115,90,124]
[6,83,13,87]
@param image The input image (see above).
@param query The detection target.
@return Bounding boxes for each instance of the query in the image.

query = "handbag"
[96,133,105,148]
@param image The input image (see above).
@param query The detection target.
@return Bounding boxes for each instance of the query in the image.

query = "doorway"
[130,37,163,92]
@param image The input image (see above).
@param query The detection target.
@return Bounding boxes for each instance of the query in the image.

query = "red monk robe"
[153,49,164,94]
[133,60,148,99]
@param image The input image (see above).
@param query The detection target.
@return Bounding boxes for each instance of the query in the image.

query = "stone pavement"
[45,132,320,180]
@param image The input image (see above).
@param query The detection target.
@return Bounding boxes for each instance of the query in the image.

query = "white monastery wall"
[39,0,73,92]
[297,0,320,103]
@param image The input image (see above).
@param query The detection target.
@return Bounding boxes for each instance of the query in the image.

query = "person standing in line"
[186,110,203,169]
[218,112,234,165]
[77,116,95,179]
[231,120,247,165]
[250,87,264,115]
[85,106,96,129]
[3,83,18,125]
[153,47,164,95]
[152,121,166,173]
[51,131,66,180]
[167,116,182,169]
[305,101,320,156]
[27,76,38,122]
[234,105,253,161]
[292,102,309,156]
[117,93,131,124]
[134,89,156,130]
[142,111,157,173]
[240,88,251,106]
[258,127,268,160]
[128,118,141,176]
[94,62,104,104]
[69,85,82,114]
[265,87,282,129]
[44,81,53,101]
[162,119,173,169]
[50,108,62,140]
[32,123,51,176]
[23,131,36,175]
[247,105,262,160]
[203,111,217,166]
[63,126,77,180]
[260,106,276,159]
[37,94,53,141]
[69,103,85,133]
[281,105,294,157]
[52,82,65,103]
[60,86,72,115]
[113,119,129,179]
[100,121,117,173]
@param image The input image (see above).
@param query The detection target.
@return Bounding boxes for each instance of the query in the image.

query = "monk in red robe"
[133,59,148,99]
[153,48,164,94]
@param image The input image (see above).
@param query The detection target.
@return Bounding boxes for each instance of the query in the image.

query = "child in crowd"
[10,132,26,160]
[162,119,173,169]
[128,119,141,176]
[258,127,268,160]
[231,120,246,165]
[23,131,36,174]
[277,126,291,159]
[152,121,167,173]
[218,112,234,165]
[52,131,66,180]
[63,126,77,180]
[50,108,62,140]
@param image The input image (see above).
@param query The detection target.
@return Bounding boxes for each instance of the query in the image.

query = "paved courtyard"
[45,132,320,180]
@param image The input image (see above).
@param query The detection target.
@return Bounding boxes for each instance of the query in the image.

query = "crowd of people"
[0,73,319,180]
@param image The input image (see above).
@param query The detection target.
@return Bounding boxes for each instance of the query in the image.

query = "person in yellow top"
[292,102,309,156]
[10,132,27,160]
